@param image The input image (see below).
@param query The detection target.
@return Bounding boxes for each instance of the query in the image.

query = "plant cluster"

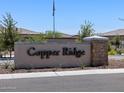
[78,20,95,42]
[0,13,19,58]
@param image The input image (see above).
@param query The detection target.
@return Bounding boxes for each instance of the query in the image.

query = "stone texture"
[84,36,108,66]
[15,42,91,69]
[15,36,108,69]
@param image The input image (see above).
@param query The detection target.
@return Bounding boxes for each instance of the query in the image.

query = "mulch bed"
[0,59,124,74]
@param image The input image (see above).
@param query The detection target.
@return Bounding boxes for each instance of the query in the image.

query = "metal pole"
[53,0,55,38]
[53,10,55,38]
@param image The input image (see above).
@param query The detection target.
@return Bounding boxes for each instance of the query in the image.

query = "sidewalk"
[1,68,124,80]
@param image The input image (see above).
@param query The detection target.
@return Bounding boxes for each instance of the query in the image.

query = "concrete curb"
[1,68,124,80]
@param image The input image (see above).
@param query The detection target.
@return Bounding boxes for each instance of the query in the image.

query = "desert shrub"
[2,62,10,69]
[121,49,124,55]
[116,49,122,55]
[108,49,117,55]
[80,63,85,69]
[108,41,112,51]
[10,64,15,71]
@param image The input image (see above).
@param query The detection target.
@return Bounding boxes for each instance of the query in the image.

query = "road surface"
[0,73,124,92]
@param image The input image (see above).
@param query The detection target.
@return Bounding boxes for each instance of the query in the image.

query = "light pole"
[53,0,56,38]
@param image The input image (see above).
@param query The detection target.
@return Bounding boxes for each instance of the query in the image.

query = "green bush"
[117,49,122,55]
[108,42,112,51]
[108,49,117,55]
[2,62,10,69]
[10,64,15,72]
[80,63,85,69]
[120,49,124,54]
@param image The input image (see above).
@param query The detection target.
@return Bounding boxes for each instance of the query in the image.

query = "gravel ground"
[0,57,124,74]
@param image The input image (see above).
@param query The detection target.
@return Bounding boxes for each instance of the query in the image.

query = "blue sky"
[0,0,124,35]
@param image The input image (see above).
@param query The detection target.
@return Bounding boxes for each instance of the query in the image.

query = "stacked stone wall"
[84,36,108,66]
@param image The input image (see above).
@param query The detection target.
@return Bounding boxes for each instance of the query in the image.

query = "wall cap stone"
[83,36,108,41]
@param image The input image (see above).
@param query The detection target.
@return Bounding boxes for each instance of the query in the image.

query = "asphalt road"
[0,73,124,92]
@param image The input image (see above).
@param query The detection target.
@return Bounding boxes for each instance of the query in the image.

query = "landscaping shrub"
[108,49,117,55]
[117,49,122,55]
[80,63,85,69]
[10,64,15,72]
[2,62,10,69]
